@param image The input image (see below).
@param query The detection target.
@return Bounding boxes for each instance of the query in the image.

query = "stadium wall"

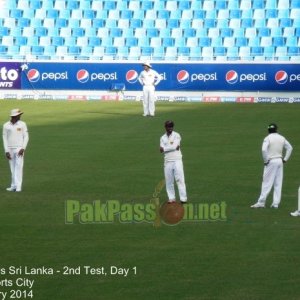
[1,61,300,103]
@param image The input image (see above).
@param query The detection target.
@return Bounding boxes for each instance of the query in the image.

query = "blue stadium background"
[1,0,300,61]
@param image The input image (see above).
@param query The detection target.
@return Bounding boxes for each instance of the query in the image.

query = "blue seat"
[242,18,253,28]
[72,28,85,37]
[163,37,175,47]
[89,37,101,46]
[258,28,271,37]
[138,36,150,46]
[43,45,56,56]
[130,19,142,28]
[81,45,93,57]
[18,18,31,27]
[291,0,300,8]
[180,19,191,29]
[194,10,205,19]
[147,28,159,37]
[141,1,154,10]
[158,10,170,19]
[215,1,227,9]
[64,37,77,46]
[84,9,96,19]
[264,46,275,59]
[286,36,298,46]
[230,9,242,18]
[93,19,105,28]
[248,37,260,47]
[168,19,180,28]
[67,1,79,9]
[190,46,202,60]
[59,9,71,19]
[105,46,117,56]
[174,37,186,47]
[271,28,283,37]
[252,0,264,8]
[159,28,171,38]
[280,18,293,27]
[0,45,8,55]
[117,46,129,58]
[14,36,27,46]
[214,46,227,56]
[56,18,68,28]
[47,9,59,18]
[273,37,286,46]
[266,9,278,18]
[101,37,113,46]
[220,28,233,37]
[204,19,216,28]
[68,46,81,55]
[288,46,300,56]
[184,28,196,37]
[178,46,190,57]
[0,27,10,36]
[251,46,263,56]
[141,46,154,56]
[27,36,39,46]
[125,37,138,47]
[104,1,117,10]
[121,10,133,19]
[227,47,239,60]
[152,46,165,60]
[199,37,211,47]
[143,19,155,28]
[52,36,64,46]
[110,28,122,37]
[30,1,42,9]
[31,45,44,56]
[235,37,248,46]
[179,1,191,9]
[10,9,23,18]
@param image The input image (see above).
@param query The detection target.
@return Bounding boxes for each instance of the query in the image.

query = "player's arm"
[283,139,293,163]
[160,135,181,153]
[262,138,269,165]
[2,125,10,159]
[154,70,162,86]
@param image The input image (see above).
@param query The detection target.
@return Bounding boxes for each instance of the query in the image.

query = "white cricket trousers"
[8,148,24,191]
[257,158,283,206]
[143,85,155,116]
[164,160,187,202]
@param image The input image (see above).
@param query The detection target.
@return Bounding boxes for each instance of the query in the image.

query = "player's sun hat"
[142,61,152,68]
[10,109,23,117]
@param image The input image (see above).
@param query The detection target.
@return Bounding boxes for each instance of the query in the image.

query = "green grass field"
[0,100,300,300]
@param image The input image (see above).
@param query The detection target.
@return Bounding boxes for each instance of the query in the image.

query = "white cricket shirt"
[262,133,293,163]
[138,69,162,87]
[3,120,29,152]
[160,131,183,162]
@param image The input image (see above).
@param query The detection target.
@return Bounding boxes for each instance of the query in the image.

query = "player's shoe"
[270,204,278,209]
[250,202,265,208]
[167,199,176,204]
[6,187,16,192]
[290,210,300,217]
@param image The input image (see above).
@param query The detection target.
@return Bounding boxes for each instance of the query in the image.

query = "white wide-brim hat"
[10,109,23,117]
[142,61,152,68]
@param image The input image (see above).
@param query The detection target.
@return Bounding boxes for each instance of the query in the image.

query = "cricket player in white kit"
[160,121,187,204]
[251,123,292,209]
[138,61,162,117]
[3,109,29,192]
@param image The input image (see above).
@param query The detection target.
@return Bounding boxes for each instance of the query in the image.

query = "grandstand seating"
[0,0,300,61]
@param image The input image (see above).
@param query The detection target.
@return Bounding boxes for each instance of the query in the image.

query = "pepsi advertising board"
[6,61,300,91]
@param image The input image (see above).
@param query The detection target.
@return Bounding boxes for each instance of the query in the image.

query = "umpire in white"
[138,61,162,117]
[251,123,292,208]
[160,120,187,204]
[3,109,29,192]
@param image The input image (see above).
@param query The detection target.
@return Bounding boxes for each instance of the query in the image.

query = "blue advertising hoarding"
[1,61,300,91]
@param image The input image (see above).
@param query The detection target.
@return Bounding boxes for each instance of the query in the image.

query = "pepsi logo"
[77,69,89,83]
[27,69,40,83]
[275,71,288,84]
[226,70,238,84]
[177,70,189,84]
[126,70,138,83]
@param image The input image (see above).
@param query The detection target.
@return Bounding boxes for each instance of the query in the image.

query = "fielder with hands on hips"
[138,61,162,117]
[251,123,292,209]
[160,120,187,204]
[3,109,29,192]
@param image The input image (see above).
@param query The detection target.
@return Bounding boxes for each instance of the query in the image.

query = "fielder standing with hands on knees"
[3,109,29,192]
[160,120,187,204]
[138,61,162,117]
[251,123,292,209]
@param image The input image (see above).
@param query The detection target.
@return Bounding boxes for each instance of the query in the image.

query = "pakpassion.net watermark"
[65,180,227,226]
